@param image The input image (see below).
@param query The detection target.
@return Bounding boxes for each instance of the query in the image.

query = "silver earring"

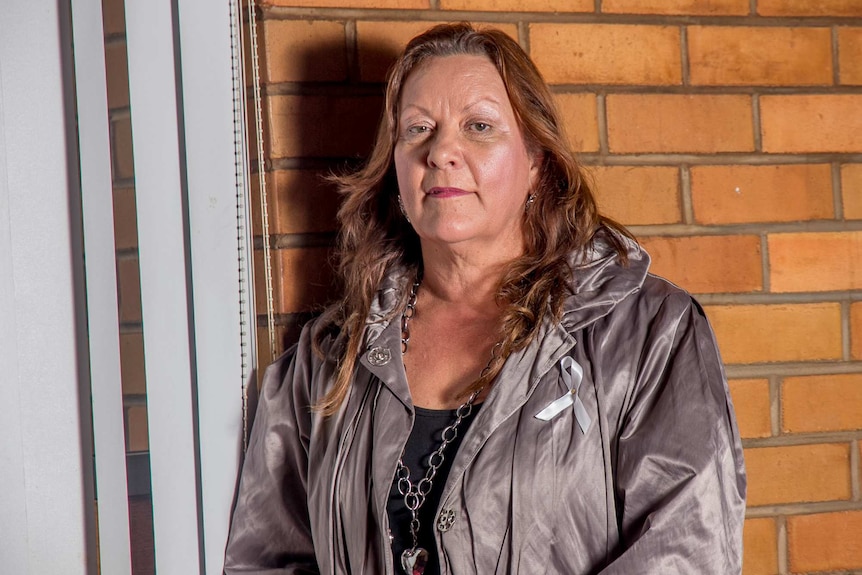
[525,193,536,211]
[398,195,411,223]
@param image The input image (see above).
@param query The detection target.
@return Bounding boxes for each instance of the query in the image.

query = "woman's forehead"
[397,54,510,114]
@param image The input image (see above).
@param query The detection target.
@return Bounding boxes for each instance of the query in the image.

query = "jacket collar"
[560,226,650,333]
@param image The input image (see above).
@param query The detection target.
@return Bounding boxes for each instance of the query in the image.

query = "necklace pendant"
[401,547,428,575]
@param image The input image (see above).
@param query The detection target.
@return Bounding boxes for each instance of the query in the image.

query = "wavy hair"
[313,22,627,415]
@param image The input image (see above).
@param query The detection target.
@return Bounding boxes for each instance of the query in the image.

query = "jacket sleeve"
[223,329,320,574]
[599,292,747,574]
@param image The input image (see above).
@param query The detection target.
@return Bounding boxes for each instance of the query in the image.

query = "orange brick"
[554,93,599,153]
[105,42,129,109]
[839,28,862,85]
[691,164,833,225]
[641,235,762,294]
[782,374,862,433]
[441,0,592,10]
[269,170,340,235]
[607,95,754,153]
[120,332,146,396]
[602,0,749,14]
[758,0,862,16]
[843,164,862,219]
[729,379,771,439]
[853,302,862,359]
[768,231,862,292]
[118,257,142,324]
[761,95,862,153]
[704,303,842,364]
[689,26,832,86]
[267,95,382,158]
[788,511,862,572]
[357,21,518,83]
[126,406,149,452]
[102,0,125,36]
[262,20,346,83]
[112,186,138,250]
[262,0,428,6]
[743,518,778,575]
[257,248,336,314]
[530,24,681,85]
[745,443,851,506]
[112,117,134,181]
[590,166,681,226]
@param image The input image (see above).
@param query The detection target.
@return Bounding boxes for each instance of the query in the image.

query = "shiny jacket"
[223,230,747,574]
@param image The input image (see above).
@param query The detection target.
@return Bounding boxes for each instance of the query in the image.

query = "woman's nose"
[426,129,461,169]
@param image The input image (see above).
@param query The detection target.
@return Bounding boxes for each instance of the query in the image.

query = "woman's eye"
[407,125,430,135]
[470,122,491,132]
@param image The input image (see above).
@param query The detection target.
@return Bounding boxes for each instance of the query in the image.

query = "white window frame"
[0,0,252,572]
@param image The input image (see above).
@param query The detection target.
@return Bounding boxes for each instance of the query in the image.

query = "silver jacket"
[223,229,747,574]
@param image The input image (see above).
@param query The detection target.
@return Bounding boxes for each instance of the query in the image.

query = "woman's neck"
[417,240,518,310]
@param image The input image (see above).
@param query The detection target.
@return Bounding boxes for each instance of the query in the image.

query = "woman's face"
[393,54,539,258]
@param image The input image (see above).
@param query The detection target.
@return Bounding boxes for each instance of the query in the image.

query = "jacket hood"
[561,226,650,333]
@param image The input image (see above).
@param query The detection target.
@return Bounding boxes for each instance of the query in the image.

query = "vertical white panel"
[0,1,92,573]
[0,56,29,575]
[124,0,203,573]
[70,0,133,573]
[176,0,246,573]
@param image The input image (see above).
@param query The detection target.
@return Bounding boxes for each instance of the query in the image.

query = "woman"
[224,23,746,575]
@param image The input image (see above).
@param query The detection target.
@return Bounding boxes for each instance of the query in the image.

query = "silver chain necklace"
[395,278,499,575]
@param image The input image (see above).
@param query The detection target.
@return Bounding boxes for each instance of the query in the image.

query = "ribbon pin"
[534,356,592,434]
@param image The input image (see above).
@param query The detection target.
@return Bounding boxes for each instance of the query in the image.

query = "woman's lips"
[426,187,470,198]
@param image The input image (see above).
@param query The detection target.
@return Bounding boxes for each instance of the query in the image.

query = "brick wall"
[254,1,862,574]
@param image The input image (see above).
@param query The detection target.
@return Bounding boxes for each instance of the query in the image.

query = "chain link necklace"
[395,278,500,575]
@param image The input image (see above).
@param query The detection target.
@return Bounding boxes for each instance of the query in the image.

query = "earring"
[525,193,537,211]
[398,195,411,223]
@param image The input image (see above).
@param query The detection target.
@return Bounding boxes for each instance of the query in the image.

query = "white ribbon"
[534,356,592,434]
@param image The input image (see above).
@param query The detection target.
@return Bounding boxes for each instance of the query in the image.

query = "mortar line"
[743,431,862,449]
[749,0,757,16]
[843,300,853,361]
[760,232,771,293]
[746,499,862,517]
[345,20,359,84]
[595,0,602,13]
[597,94,609,156]
[852,438,860,501]
[777,515,788,575]
[833,25,841,86]
[725,361,862,380]
[518,20,530,53]
[430,0,440,10]
[769,374,781,437]
[833,161,844,220]
[625,219,862,237]
[752,93,763,153]
[680,25,690,87]
[262,6,862,27]
[680,165,693,224]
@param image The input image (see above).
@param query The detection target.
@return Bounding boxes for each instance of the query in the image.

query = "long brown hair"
[313,22,627,415]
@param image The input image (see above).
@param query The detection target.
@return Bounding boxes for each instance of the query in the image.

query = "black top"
[387,404,481,575]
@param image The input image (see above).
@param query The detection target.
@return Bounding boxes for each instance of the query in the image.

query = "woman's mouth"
[426,187,470,198]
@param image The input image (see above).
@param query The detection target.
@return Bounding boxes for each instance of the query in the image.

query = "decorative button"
[437,508,456,532]
[367,346,391,366]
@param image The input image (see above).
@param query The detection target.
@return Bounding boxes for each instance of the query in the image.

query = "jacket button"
[437,508,456,532]
[367,346,391,366]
